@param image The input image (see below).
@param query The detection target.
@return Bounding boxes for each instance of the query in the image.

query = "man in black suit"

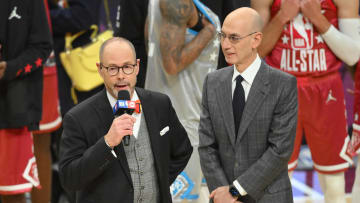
[59,37,193,203]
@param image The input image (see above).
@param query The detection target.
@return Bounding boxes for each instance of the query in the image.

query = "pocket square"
[160,126,169,136]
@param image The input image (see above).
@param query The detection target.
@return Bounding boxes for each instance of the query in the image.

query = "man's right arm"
[252,0,300,58]
[159,0,215,75]
[59,111,119,191]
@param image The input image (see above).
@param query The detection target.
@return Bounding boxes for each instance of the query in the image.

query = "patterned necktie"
[233,75,245,137]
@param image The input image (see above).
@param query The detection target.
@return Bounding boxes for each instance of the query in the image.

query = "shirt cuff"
[104,137,117,158]
[233,180,247,196]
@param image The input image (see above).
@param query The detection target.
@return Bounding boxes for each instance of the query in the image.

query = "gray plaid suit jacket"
[198,61,298,203]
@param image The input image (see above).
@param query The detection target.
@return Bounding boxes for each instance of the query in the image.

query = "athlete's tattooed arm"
[159,0,215,75]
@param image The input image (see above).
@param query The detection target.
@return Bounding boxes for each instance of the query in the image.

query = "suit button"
[141,186,145,190]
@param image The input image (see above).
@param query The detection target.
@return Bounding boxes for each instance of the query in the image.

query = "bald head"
[99,37,136,62]
[224,7,264,33]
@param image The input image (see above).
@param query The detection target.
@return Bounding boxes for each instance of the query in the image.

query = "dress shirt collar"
[232,54,261,86]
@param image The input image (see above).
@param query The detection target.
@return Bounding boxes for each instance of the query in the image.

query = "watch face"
[229,186,240,197]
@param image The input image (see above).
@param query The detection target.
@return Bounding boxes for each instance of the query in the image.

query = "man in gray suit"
[198,7,298,203]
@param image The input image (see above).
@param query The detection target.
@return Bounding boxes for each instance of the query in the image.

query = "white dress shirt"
[231,54,261,196]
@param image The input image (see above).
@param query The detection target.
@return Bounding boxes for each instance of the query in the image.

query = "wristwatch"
[229,184,241,198]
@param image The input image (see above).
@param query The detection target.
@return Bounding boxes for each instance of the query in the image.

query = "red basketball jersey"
[266,0,342,77]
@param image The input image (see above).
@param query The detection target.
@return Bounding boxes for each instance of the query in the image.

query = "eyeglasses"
[217,32,258,44]
[100,63,136,76]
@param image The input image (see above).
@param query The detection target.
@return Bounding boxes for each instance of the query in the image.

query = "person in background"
[348,59,360,202]
[49,0,106,116]
[30,0,62,202]
[145,0,220,201]
[252,0,360,202]
[0,0,52,202]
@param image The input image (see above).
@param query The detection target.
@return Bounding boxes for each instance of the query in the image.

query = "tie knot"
[235,75,244,83]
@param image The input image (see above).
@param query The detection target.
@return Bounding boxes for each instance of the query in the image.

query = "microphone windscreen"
[117,90,130,100]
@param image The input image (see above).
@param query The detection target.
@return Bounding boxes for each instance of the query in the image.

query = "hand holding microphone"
[104,90,138,148]
[105,114,136,148]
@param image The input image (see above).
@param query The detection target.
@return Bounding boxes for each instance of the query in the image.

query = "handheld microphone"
[113,90,136,146]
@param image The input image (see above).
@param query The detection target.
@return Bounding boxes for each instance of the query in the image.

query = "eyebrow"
[106,62,134,66]
[221,31,242,36]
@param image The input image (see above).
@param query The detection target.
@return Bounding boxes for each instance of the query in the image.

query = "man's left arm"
[1,0,52,81]
[301,0,360,66]
[236,75,298,199]
[166,96,193,184]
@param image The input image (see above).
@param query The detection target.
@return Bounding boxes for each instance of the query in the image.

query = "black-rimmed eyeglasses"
[100,63,136,76]
[217,32,258,44]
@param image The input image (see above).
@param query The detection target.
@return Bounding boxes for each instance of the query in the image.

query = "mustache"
[114,82,130,86]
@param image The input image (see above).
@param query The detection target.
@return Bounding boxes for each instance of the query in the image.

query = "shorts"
[288,72,352,174]
[33,54,62,135]
[0,128,40,195]
[349,62,360,156]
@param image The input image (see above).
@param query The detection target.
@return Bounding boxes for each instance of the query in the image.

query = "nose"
[221,37,232,50]
[115,69,126,80]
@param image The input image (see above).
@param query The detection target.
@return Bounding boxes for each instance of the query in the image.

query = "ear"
[96,63,104,78]
[252,32,263,49]
[135,59,140,76]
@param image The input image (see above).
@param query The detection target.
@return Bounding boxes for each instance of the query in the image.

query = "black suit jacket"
[59,88,193,203]
[0,0,52,130]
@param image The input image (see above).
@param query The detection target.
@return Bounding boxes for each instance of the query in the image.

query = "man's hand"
[210,186,242,203]
[300,0,322,21]
[104,114,136,148]
[300,0,330,34]
[278,0,300,24]
[0,61,6,80]
[201,16,216,37]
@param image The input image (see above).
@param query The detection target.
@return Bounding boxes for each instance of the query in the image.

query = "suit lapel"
[215,67,237,148]
[237,61,270,142]
[94,89,132,185]
[136,88,163,175]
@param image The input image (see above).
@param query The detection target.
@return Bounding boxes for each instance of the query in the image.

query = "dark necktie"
[233,75,245,137]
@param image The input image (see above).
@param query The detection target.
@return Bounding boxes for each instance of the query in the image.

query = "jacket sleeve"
[2,0,52,81]
[167,96,193,185]
[59,111,117,191]
[198,74,231,192]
